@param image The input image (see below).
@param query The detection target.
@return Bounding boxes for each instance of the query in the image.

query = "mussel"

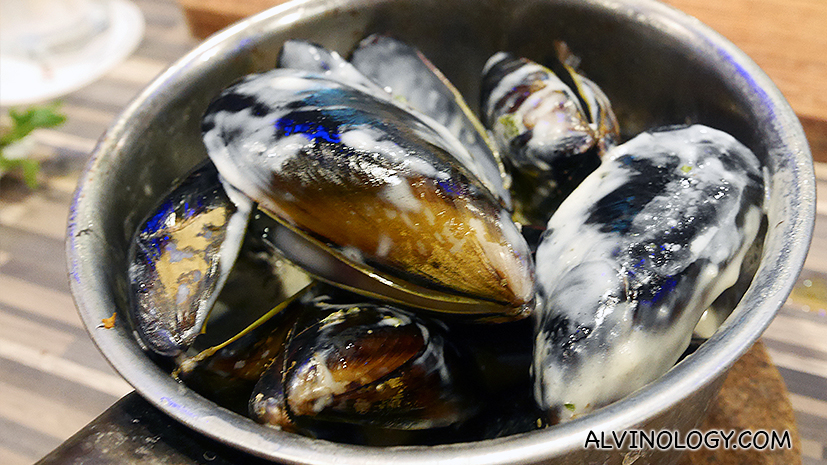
[276,40,389,100]
[201,68,535,319]
[176,284,311,415]
[129,61,535,359]
[249,286,483,431]
[532,125,765,421]
[127,161,252,356]
[480,52,619,225]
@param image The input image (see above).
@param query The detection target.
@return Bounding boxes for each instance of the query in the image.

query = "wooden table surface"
[1,1,825,464]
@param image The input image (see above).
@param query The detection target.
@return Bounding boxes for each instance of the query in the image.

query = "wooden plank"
[177,0,283,40]
[0,275,81,329]
[0,381,95,441]
[660,0,827,163]
[801,117,827,164]
[0,195,72,241]
[790,393,827,425]
[103,55,170,86]
[767,348,827,380]
[765,314,827,355]
[0,337,132,398]
[662,0,827,120]
[0,446,30,465]
[0,309,77,355]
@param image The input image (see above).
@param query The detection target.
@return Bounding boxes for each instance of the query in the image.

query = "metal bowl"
[66,0,815,463]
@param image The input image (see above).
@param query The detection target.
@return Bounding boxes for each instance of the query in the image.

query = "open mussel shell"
[577,76,620,154]
[191,209,314,350]
[277,38,510,210]
[532,125,765,421]
[350,35,511,208]
[249,287,484,431]
[480,52,619,225]
[201,69,535,319]
[127,161,252,356]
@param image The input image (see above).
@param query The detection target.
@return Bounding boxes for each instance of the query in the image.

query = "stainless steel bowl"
[66,0,815,463]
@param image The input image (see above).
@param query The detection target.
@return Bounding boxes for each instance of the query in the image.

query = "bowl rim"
[66,0,816,463]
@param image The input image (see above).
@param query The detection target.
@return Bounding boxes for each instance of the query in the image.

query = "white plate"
[0,0,144,107]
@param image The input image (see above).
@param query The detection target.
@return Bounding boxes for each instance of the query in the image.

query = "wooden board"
[661,0,827,165]
[680,341,802,465]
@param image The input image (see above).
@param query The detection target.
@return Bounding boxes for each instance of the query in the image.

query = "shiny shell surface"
[480,52,619,224]
[249,288,482,430]
[201,69,534,318]
[127,162,251,356]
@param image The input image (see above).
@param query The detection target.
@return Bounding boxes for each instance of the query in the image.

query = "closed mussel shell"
[178,289,306,415]
[249,288,483,431]
[533,125,765,421]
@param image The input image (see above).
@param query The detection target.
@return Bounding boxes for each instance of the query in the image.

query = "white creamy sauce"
[411,324,452,383]
[193,183,251,340]
[260,133,310,170]
[483,54,600,177]
[375,312,412,327]
[278,40,397,104]
[482,52,510,75]
[163,242,193,263]
[340,127,407,164]
[448,236,465,255]
[468,216,534,303]
[484,58,542,117]
[287,352,348,414]
[175,282,194,307]
[399,212,415,229]
[536,310,696,420]
[403,156,447,181]
[340,246,364,264]
[422,206,436,226]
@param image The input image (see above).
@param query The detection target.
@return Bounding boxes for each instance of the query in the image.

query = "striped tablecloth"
[0,1,825,464]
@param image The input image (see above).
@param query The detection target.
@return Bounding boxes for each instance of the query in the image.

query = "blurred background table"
[0,0,825,464]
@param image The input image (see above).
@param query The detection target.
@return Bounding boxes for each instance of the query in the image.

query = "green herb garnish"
[564,403,576,412]
[0,103,67,188]
[497,113,523,141]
